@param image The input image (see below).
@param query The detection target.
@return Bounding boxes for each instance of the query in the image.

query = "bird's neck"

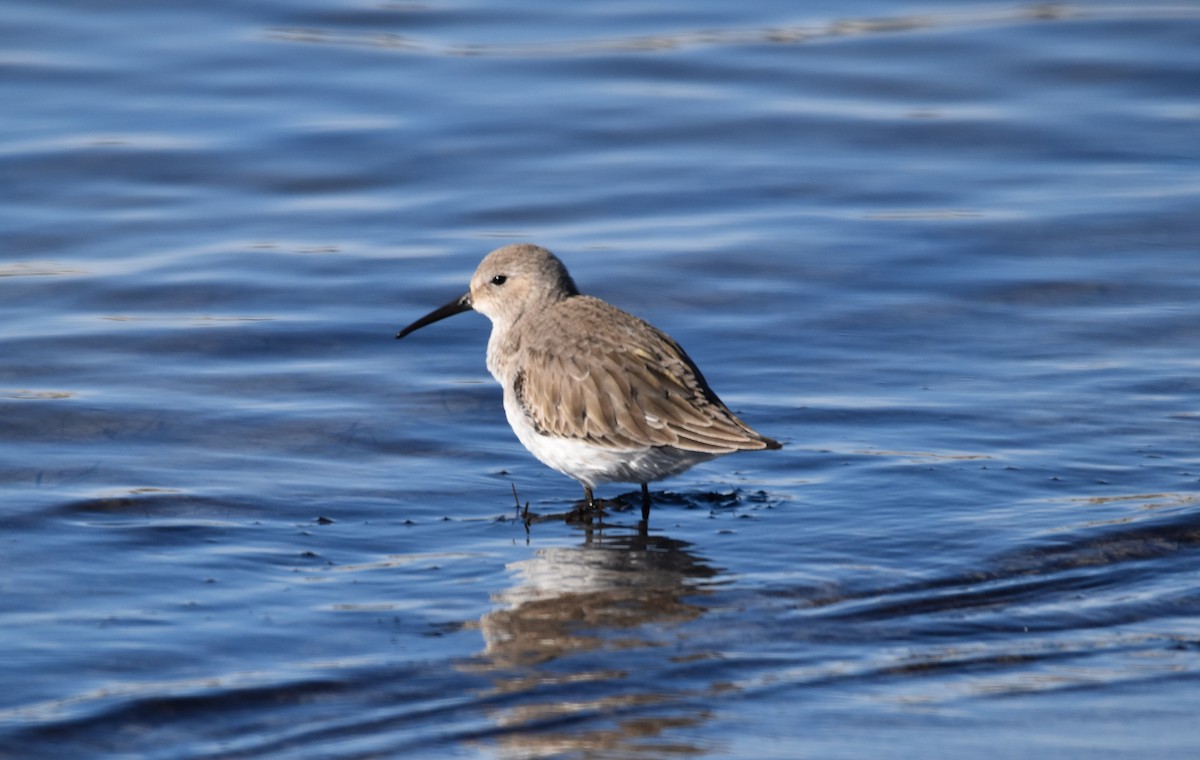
[485,317,523,385]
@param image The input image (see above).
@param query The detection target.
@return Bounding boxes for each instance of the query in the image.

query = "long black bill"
[395,293,473,339]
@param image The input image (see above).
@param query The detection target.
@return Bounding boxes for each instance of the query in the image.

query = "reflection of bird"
[396,244,780,526]
[471,533,718,755]
[478,533,716,668]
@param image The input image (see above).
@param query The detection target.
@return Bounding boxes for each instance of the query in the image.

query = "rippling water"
[3,1,1200,757]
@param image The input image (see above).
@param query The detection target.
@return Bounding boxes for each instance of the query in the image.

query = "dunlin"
[396,244,780,527]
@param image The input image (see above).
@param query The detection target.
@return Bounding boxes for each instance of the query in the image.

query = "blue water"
[3,1,1200,757]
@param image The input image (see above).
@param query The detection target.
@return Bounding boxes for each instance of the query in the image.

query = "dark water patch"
[0,660,493,760]
[55,489,252,521]
[711,501,1200,704]
[782,498,1200,613]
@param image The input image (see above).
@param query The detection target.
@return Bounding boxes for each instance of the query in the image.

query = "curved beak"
[395,292,473,339]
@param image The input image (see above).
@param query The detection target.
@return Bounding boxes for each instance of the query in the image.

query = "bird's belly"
[502,393,713,487]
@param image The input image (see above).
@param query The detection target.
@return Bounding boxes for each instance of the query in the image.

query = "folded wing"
[514,299,779,454]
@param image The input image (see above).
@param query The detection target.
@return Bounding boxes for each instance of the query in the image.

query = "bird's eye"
[491,274,507,286]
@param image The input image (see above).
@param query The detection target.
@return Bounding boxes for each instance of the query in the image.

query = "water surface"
[3,1,1200,757]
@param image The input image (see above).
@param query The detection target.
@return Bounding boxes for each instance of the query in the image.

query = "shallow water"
[3,1,1200,757]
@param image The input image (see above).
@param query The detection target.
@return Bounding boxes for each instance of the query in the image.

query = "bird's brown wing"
[514,299,778,453]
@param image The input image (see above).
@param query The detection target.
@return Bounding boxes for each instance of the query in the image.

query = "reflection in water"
[467,529,720,758]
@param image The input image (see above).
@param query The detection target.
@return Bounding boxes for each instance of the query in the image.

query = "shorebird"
[395,244,780,528]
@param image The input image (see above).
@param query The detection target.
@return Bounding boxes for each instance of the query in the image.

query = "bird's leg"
[639,482,651,532]
[588,485,609,518]
[576,485,610,530]
[574,485,596,522]
[565,485,598,526]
